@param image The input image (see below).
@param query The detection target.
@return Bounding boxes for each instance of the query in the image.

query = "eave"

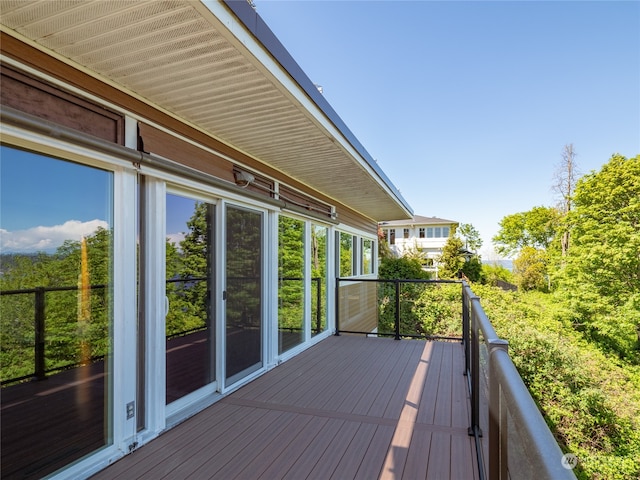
[0,0,413,222]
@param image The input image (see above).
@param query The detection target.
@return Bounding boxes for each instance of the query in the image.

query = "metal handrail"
[461,280,576,480]
[491,348,576,479]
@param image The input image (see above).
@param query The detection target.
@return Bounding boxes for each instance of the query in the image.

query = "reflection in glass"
[165,196,215,404]
[363,239,373,275]
[278,216,305,353]
[339,232,353,277]
[225,205,262,384]
[0,147,112,479]
[311,225,328,336]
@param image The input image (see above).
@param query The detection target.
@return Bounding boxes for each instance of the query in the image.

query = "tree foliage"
[457,223,483,252]
[493,206,561,257]
[513,246,548,291]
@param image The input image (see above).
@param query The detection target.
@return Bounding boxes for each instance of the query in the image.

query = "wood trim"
[138,122,235,184]
[0,64,123,144]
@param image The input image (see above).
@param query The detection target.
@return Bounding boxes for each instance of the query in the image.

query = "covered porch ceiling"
[0,0,413,222]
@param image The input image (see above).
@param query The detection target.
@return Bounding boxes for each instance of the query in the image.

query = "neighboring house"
[0,2,412,479]
[380,215,458,275]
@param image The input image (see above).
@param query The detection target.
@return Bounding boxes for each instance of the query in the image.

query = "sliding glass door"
[225,205,263,385]
[0,147,114,479]
[165,194,215,404]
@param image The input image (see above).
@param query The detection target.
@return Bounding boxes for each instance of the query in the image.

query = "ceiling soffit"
[0,0,412,221]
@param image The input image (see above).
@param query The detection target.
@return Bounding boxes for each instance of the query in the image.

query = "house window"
[389,229,396,245]
[362,239,373,275]
[278,215,305,354]
[339,232,354,277]
[419,228,425,238]
[311,224,328,337]
[403,228,409,239]
[443,226,450,237]
[435,227,442,237]
[426,227,434,238]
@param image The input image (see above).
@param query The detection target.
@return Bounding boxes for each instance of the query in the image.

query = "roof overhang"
[0,0,413,222]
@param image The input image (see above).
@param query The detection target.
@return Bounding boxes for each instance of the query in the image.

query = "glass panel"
[339,232,353,277]
[0,146,113,479]
[278,216,304,354]
[362,239,373,275]
[165,195,215,404]
[225,205,262,384]
[311,225,328,337]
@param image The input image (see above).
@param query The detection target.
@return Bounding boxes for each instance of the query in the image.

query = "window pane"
[427,228,434,238]
[165,195,215,404]
[419,228,425,238]
[225,206,262,384]
[339,232,353,276]
[403,228,409,239]
[311,225,328,337]
[435,227,442,237]
[0,146,113,478]
[443,226,450,238]
[278,216,304,354]
[362,239,373,275]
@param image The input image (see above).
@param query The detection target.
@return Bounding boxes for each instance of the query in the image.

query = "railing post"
[468,295,482,438]
[334,277,340,336]
[462,283,470,376]
[394,279,400,340]
[489,339,509,480]
[34,287,46,381]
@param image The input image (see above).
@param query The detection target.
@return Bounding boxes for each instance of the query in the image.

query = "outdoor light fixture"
[233,169,255,186]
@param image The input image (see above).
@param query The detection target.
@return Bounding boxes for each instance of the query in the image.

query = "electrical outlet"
[126,401,135,419]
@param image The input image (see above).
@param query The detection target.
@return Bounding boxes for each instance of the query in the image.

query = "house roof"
[0,0,413,222]
[379,215,458,227]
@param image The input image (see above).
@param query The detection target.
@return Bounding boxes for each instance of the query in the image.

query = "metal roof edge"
[221,0,413,217]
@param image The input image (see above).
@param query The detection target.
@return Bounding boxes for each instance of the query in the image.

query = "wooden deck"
[93,335,479,480]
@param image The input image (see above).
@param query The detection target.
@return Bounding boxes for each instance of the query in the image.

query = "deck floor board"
[91,335,479,480]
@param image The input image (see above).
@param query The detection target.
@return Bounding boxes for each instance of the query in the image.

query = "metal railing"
[335,277,576,480]
[461,281,576,480]
[335,277,463,340]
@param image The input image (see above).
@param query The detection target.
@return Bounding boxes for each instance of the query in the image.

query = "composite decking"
[92,335,480,480]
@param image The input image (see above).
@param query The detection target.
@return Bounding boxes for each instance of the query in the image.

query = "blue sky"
[1,1,638,257]
[0,147,112,253]
[255,0,640,257]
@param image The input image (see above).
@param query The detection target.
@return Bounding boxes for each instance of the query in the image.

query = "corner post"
[489,339,509,480]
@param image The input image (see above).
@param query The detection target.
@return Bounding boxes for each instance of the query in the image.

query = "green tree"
[555,154,640,357]
[438,236,466,279]
[561,154,640,303]
[457,223,483,253]
[493,206,561,257]
[513,246,548,291]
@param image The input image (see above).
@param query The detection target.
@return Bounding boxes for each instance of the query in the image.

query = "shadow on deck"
[92,335,479,480]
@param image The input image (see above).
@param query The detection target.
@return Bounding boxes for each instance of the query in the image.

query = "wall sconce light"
[233,169,255,187]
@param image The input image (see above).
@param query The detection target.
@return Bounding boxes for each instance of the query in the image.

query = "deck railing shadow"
[335,277,577,480]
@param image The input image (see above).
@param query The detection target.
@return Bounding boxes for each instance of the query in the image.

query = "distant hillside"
[483,259,513,272]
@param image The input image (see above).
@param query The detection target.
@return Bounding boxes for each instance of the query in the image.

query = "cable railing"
[335,277,577,479]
